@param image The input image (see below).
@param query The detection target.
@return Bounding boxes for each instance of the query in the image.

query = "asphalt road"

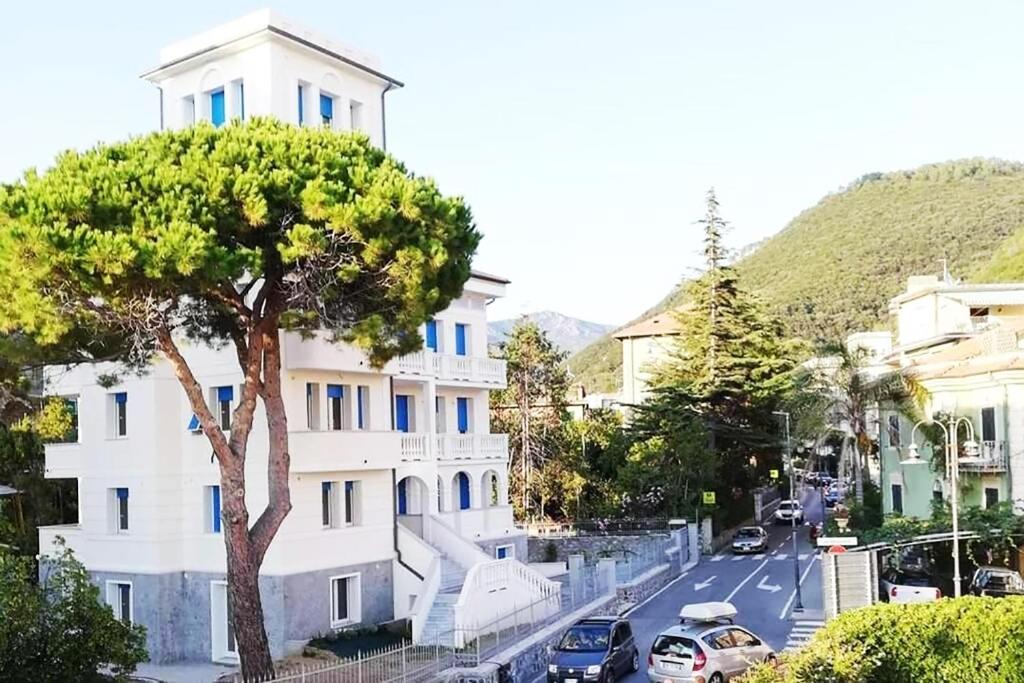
[617,487,826,682]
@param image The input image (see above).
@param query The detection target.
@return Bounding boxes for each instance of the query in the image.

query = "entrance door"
[210,582,237,663]
[395,395,411,432]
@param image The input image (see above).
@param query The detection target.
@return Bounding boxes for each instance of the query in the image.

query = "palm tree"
[815,342,924,505]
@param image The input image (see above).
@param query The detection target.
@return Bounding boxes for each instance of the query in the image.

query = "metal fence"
[614,535,674,583]
[526,518,671,537]
[233,566,614,683]
[227,641,456,683]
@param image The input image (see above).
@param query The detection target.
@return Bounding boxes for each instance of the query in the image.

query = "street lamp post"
[773,411,803,611]
[900,415,982,598]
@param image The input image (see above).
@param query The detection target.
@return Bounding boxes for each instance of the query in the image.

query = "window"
[455,323,468,356]
[435,396,446,432]
[425,319,438,352]
[214,386,234,431]
[327,385,344,430]
[183,95,196,125]
[344,480,360,525]
[729,628,758,648]
[891,484,903,514]
[210,88,226,127]
[205,485,222,533]
[111,392,127,437]
[322,481,338,528]
[456,397,470,434]
[106,582,132,624]
[330,574,361,627]
[887,415,901,448]
[306,382,321,430]
[349,100,363,131]
[981,407,996,442]
[703,630,735,650]
[495,544,514,560]
[298,84,306,124]
[611,624,624,647]
[320,93,334,127]
[933,482,944,504]
[395,395,412,432]
[985,487,999,508]
[60,397,79,443]
[110,488,129,533]
[457,472,471,510]
[356,386,369,430]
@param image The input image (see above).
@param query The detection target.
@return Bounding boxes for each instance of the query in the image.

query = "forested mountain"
[570,158,1024,392]
[488,311,614,354]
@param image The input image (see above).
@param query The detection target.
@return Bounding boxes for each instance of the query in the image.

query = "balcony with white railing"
[960,440,1009,473]
[388,350,507,388]
[435,434,508,462]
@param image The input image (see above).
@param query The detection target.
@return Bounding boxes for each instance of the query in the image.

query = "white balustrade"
[400,434,429,461]
[435,434,509,461]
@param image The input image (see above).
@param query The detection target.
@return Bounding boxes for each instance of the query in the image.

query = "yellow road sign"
[770,469,779,480]
[702,491,716,505]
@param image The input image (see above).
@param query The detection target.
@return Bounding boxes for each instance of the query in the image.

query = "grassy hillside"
[570,158,1024,393]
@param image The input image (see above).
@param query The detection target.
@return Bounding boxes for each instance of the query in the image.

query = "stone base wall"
[616,564,673,613]
[527,533,671,564]
[87,559,394,664]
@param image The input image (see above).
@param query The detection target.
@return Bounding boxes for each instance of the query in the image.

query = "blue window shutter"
[327,384,344,399]
[114,392,127,405]
[320,94,333,121]
[217,386,234,402]
[425,320,438,351]
[298,85,305,123]
[395,395,410,432]
[187,414,200,431]
[457,398,469,434]
[357,387,365,429]
[458,474,470,510]
[455,324,467,356]
[212,486,221,533]
[210,89,225,127]
[497,546,507,559]
[116,487,129,500]
[397,478,407,515]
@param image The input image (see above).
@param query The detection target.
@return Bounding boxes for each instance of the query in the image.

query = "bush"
[544,541,558,563]
[740,597,1024,682]
[0,539,148,682]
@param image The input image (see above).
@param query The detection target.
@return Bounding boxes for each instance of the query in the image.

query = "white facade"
[35,12,561,665]
[615,310,681,406]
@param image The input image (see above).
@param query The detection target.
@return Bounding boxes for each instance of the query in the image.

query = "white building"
[614,310,681,406]
[37,10,556,665]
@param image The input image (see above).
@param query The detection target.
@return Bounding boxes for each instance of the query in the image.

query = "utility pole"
[775,410,803,611]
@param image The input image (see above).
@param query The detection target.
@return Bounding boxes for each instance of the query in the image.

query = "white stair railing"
[424,514,492,569]
[397,525,442,643]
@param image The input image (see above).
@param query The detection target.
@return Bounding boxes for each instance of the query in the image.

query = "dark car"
[548,616,639,682]
[823,489,840,508]
[969,566,1024,597]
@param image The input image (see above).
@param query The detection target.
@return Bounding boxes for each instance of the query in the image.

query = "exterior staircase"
[419,556,466,646]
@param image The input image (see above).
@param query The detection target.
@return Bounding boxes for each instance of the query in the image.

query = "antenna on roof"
[940,258,959,285]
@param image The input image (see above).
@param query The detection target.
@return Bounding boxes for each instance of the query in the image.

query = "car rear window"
[652,635,696,658]
[557,625,610,652]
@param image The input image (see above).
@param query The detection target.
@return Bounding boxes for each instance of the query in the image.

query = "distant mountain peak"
[488,311,615,354]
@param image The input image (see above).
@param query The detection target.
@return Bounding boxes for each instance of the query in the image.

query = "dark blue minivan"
[547,616,640,682]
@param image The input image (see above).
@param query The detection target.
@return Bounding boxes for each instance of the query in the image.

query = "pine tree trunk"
[853,439,864,506]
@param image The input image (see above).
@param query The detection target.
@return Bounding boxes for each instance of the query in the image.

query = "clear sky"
[4,1,1024,325]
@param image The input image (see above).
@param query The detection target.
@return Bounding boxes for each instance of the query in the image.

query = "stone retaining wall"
[527,533,671,564]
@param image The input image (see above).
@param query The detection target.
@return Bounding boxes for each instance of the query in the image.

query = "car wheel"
[631,650,640,672]
[603,667,615,683]
[709,674,724,683]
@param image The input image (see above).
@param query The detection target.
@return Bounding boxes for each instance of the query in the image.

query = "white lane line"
[776,554,788,560]
[798,554,808,561]
[753,554,765,560]
[711,555,725,562]
[778,555,820,620]
[724,558,770,603]
[732,555,745,562]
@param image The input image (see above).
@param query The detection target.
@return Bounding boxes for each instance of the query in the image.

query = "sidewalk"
[133,661,237,683]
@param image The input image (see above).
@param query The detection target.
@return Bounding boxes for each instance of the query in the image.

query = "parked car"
[647,602,775,682]
[731,526,768,554]
[823,489,840,508]
[773,500,804,525]
[969,567,1024,598]
[879,566,941,603]
[548,616,639,682]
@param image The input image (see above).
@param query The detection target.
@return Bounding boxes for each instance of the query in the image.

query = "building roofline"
[140,24,404,88]
[890,281,1024,307]
[469,270,511,285]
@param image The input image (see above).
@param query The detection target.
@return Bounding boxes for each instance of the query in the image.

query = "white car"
[773,500,804,525]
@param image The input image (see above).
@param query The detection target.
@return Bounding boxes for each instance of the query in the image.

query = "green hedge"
[741,597,1024,683]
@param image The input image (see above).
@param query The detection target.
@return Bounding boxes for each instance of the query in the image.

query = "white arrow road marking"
[724,558,770,602]
[695,576,717,591]
[757,576,782,593]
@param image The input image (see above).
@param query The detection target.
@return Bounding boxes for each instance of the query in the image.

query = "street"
[617,488,826,681]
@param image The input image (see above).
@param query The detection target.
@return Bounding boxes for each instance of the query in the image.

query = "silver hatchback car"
[647,603,775,683]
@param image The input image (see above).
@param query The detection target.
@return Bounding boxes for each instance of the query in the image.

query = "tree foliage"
[0,118,479,678]
[571,158,1024,392]
[740,597,1024,683]
[0,539,148,682]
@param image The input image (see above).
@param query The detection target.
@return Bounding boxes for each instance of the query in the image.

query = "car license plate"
[564,679,578,683]
[664,662,686,671]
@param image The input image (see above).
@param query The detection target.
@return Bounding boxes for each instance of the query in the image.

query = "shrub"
[740,597,1024,683]
[544,541,558,563]
[0,538,147,682]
